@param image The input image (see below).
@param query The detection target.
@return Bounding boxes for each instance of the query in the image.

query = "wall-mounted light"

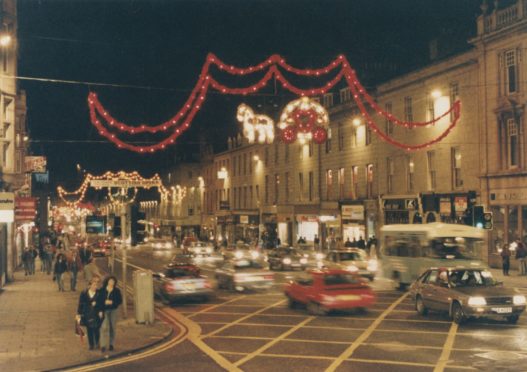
[431,90,442,99]
[217,167,228,180]
[0,34,12,47]
[352,118,362,127]
[253,154,260,162]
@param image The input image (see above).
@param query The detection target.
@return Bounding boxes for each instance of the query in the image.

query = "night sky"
[17,0,481,196]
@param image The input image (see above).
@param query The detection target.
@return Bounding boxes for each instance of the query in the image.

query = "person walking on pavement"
[43,243,53,275]
[501,244,511,276]
[357,236,366,250]
[54,253,68,291]
[79,244,93,280]
[76,277,104,350]
[515,240,527,276]
[68,250,83,291]
[100,276,122,353]
[29,246,38,275]
[22,248,32,276]
[344,238,353,248]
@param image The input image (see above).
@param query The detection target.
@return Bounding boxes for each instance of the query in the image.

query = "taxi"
[284,268,376,315]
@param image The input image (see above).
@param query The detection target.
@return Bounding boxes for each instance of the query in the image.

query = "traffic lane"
[94,339,225,372]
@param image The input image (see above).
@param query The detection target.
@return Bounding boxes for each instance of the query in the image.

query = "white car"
[222,242,262,261]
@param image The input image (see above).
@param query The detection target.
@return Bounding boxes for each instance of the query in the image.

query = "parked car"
[215,259,274,292]
[284,268,376,315]
[221,242,261,261]
[324,249,377,281]
[153,264,212,304]
[410,267,526,324]
[267,247,308,271]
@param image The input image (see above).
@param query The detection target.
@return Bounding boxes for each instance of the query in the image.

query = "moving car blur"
[221,241,262,261]
[284,268,376,315]
[153,263,213,304]
[215,259,274,292]
[410,267,526,324]
[324,248,377,281]
[267,246,308,271]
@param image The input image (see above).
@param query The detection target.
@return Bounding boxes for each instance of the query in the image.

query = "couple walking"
[76,275,123,352]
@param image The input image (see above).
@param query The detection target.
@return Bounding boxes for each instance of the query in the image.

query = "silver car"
[324,249,377,281]
[215,260,274,292]
[410,267,526,324]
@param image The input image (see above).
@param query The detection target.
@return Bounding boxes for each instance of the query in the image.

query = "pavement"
[0,263,173,372]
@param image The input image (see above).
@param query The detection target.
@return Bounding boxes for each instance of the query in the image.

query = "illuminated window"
[507,118,519,168]
[427,150,436,190]
[274,174,280,204]
[338,168,345,199]
[326,169,333,200]
[449,83,459,121]
[451,147,463,188]
[366,164,374,198]
[387,157,394,194]
[351,166,359,199]
[407,157,414,192]
[325,127,332,153]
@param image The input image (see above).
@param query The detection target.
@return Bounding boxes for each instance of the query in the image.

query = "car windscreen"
[338,252,364,261]
[164,268,198,278]
[449,269,498,287]
[324,274,360,286]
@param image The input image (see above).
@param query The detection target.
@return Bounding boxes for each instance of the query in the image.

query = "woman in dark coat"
[100,276,123,352]
[53,253,68,291]
[76,277,104,350]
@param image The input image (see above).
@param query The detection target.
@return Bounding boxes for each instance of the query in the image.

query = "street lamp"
[0,34,12,47]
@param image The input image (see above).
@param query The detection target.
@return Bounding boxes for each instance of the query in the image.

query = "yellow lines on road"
[163,308,243,372]
[66,314,187,372]
[186,295,247,319]
[186,311,307,318]
[434,322,459,372]
[201,299,287,338]
[325,292,409,372]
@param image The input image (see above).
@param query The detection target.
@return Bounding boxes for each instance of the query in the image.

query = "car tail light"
[264,274,274,280]
[164,282,176,293]
[204,280,212,289]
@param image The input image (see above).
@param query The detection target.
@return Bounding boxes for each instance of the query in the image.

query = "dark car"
[215,260,274,292]
[153,264,212,304]
[267,247,308,271]
[410,267,526,324]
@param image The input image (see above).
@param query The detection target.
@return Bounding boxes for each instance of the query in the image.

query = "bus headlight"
[468,296,486,306]
[513,295,526,305]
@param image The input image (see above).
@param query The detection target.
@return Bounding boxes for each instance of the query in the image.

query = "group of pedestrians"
[500,239,527,276]
[22,247,38,276]
[76,275,123,352]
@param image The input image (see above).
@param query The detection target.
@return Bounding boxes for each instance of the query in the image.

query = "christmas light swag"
[236,103,275,144]
[278,97,329,144]
[89,53,461,152]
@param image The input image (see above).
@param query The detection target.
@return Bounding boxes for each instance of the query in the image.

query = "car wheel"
[451,302,465,324]
[506,315,519,324]
[415,295,428,316]
[287,295,297,309]
[307,302,326,316]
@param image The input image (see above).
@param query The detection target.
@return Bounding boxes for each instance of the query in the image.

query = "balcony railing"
[480,0,527,34]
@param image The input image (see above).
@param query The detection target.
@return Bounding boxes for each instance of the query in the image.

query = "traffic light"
[130,204,146,246]
[472,205,493,230]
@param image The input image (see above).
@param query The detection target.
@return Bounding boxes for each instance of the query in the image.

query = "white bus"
[380,223,486,289]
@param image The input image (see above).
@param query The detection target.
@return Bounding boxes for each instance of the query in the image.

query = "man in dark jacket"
[515,240,527,276]
[68,250,83,291]
[54,253,68,291]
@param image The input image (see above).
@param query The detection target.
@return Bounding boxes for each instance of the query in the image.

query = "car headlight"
[206,247,213,254]
[165,243,172,249]
[513,295,526,305]
[468,296,487,306]
[315,253,325,260]
[367,259,378,272]
[234,251,244,259]
[347,265,359,272]
[300,258,308,265]
[283,257,292,265]
[251,251,260,259]
[154,243,162,249]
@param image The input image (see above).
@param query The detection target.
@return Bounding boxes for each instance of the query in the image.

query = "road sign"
[90,179,161,188]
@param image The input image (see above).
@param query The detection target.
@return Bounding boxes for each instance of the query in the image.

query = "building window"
[243,153,247,175]
[505,50,518,95]
[233,188,238,209]
[298,172,304,201]
[265,175,269,204]
[427,93,435,121]
[309,141,313,157]
[385,102,393,135]
[325,127,332,153]
[338,122,344,151]
[274,142,279,164]
[274,174,280,204]
[351,127,357,148]
[309,171,314,202]
[407,157,414,192]
[285,144,289,161]
[243,186,247,208]
[507,118,519,168]
[451,147,463,188]
[265,147,269,166]
[404,96,413,122]
[326,169,333,200]
[427,150,436,190]
[239,187,242,209]
[323,93,334,108]
[233,156,237,177]
[338,168,345,200]
[449,82,459,121]
[249,152,253,174]
[351,166,359,199]
[365,125,372,146]
[285,172,290,203]
[255,185,260,205]
[366,164,373,198]
[340,88,351,103]
[299,143,304,160]
[387,157,394,194]
[238,155,242,176]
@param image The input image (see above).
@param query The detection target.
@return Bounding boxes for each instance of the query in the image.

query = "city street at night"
[2,0,527,371]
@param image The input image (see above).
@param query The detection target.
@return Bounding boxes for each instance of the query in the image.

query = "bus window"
[430,237,481,259]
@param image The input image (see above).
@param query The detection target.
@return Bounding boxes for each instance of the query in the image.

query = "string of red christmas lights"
[88,53,461,153]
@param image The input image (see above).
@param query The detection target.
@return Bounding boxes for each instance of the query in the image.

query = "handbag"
[75,320,85,343]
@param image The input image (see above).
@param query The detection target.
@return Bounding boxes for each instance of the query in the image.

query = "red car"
[284,268,376,315]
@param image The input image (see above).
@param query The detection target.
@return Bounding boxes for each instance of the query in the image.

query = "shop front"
[420,191,476,225]
[277,207,294,246]
[341,203,365,242]
[382,196,421,225]
[233,211,259,243]
[216,213,234,244]
[261,212,278,248]
[296,214,319,243]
